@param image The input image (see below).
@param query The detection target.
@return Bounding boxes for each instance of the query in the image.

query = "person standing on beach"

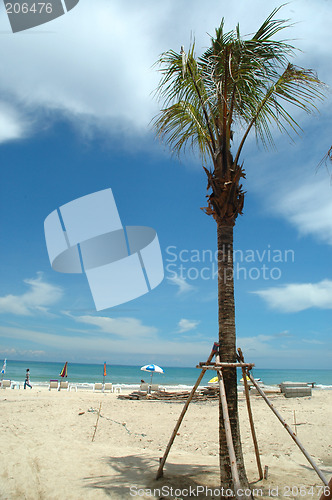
[24,369,32,389]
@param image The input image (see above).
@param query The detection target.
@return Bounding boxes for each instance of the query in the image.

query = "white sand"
[0,387,331,499]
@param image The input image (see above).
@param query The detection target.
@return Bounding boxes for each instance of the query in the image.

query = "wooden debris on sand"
[118,386,220,401]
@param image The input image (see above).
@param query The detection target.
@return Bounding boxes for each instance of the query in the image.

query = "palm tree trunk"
[217,222,252,498]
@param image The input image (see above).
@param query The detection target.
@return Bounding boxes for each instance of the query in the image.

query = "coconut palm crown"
[153,6,325,495]
[154,7,324,225]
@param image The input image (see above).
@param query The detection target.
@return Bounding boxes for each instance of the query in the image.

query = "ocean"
[1,360,332,390]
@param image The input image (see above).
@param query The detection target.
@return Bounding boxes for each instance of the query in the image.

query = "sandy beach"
[0,387,331,499]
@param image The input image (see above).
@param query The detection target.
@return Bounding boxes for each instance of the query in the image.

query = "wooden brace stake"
[156,343,219,480]
[319,477,332,500]
[240,363,263,480]
[215,354,242,499]
[92,402,102,442]
[237,348,329,487]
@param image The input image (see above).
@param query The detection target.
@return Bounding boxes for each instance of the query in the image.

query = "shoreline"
[2,361,332,389]
[4,381,332,392]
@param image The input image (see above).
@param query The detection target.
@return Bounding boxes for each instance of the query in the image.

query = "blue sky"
[0,0,331,368]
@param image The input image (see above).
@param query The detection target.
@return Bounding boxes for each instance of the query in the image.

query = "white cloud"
[275,330,292,338]
[253,279,332,312]
[271,177,332,246]
[237,333,331,368]
[0,273,63,315]
[302,339,324,345]
[68,314,158,339]
[0,102,28,142]
[0,0,330,143]
[167,275,196,295]
[177,318,199,333]
[0,347,45,357]
[237,334,274,354]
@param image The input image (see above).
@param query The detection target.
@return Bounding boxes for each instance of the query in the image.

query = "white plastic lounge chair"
[103,383,113,392]
[1,380,11,389]
[150,384,159,392]
[93,383,103,392]
[49,380,58,391]
[140,383,149,392]
[58,380,69,391]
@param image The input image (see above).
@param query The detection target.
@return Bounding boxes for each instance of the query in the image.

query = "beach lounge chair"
[58,380,69,391]
[140,382,149,392]
[1,379,11,389]
[49,380,58,391]
[93,383,103,392]
[103,383,112,392]
[280,382,312,398]
[283,387,312,398]
[150,384,159,392]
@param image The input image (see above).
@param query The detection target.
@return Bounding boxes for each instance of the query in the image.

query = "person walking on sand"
[24,368,32,389]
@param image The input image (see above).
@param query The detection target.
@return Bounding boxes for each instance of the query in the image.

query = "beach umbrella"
[1,359,6,380]
[140,364,164,384]
[208,376,218,384]
[103,362,107,384]
[1,359,6,374]
[60,361,68,378]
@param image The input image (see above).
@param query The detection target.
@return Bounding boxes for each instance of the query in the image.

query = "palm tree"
[321,146,332,166]
[153,7,325,496]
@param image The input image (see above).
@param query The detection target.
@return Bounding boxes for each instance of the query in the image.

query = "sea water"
[2,360,332,390]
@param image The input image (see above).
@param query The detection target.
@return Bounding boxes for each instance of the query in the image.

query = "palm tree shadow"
[83,454,222,498]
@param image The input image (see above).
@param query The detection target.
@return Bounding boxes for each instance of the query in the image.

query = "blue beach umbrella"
[1,359,6,380]
[140,364,164,384]
[1,359,6,374]
[1,359,7,380]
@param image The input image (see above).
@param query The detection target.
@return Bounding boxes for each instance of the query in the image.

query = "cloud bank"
[253,279,332,312]
[0,0,330,142]
[0,274,63,315]
[272,177,332,246]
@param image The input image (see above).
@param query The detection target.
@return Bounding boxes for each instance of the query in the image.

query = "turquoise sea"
[1,360,332,390]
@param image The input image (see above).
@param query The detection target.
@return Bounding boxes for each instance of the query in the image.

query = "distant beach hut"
[60,361,68,378]
[140,364,164,384]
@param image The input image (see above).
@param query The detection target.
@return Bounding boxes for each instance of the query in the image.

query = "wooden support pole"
[241,365,263,480]
[156,344,218,480]
[293,410,297,436]
[197,362,255,369]
[215,355,242,499]
[237,349,262,480]
[319,477,332,500]
[238,352,328,487]
[92,402,102,442]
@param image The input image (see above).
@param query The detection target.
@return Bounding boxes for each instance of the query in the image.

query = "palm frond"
[234,63,326,164]
[154,100,213,159]
[152,6,326,170]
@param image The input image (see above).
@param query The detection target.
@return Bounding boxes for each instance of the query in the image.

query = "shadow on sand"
[83,454,224,499]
